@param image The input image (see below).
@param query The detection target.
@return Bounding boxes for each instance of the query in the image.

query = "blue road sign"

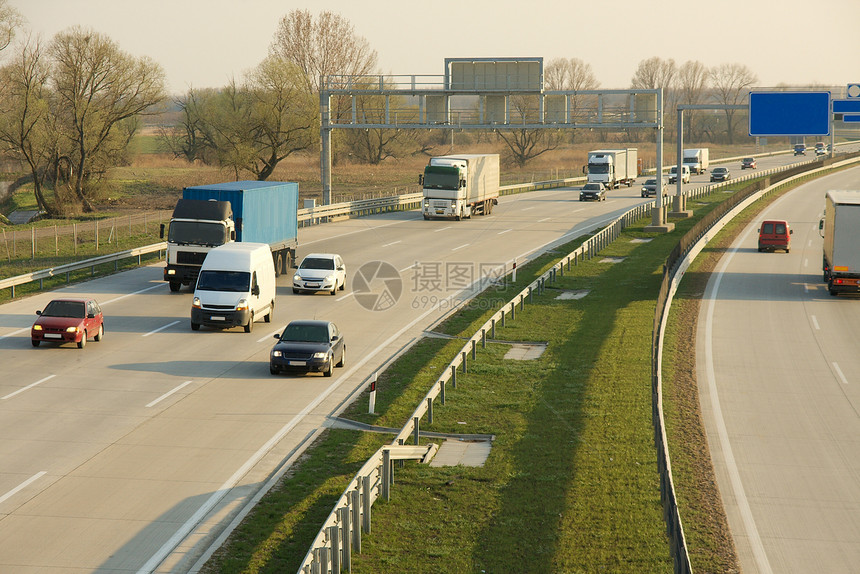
[844,115,860,123]
[749,91,831,136]
[833,100,860,114]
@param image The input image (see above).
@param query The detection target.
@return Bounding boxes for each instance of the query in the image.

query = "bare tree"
[0,0,22,54]
[159,87,219,164]
[709,63,758,144]
[544,57,600,142]
[49,27,166,211]
[677,60,709,141]
[0,35,60,214]
[496,95,561,167]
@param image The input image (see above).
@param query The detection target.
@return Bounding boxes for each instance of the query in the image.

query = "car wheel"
[191,322,200,331]
[31,339,40,347]
[94,324,103,341]
[336,346,345,368]
[323,361,333,377]
[244,313,254,333]
[293,288,300,294]
[339,276,346,291]
[270,364,280,375]
[331,285,337,295]
[78,331,87,349]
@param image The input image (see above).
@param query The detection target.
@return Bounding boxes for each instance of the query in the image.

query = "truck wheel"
[274,253,283,277]
[169,281,181,292]
[191,322,200,331]
[423,214,430,220]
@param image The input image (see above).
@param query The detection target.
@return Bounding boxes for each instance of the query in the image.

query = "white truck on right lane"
[821,190,860,296]
[586,148,638,189]
[682,148,709,175]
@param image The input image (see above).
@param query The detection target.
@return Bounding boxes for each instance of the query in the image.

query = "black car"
[793,144,806,156]
[579,182,607,202]
[710,167,731,182]
[270,320,345,376]
[641,177,668,198]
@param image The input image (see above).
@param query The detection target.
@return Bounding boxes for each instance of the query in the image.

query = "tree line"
[0,2,776,216]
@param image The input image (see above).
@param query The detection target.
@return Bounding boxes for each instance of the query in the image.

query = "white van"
[668,164,690,184]
[191,242,276,333]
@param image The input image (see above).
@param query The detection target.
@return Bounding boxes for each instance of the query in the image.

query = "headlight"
[293,274,302,282]
[312,351,329,360]
[272,350,282,358]
[325,273,336,282]
[423,199,429,206]
[32,325,43,331]
[166,269,176,275]
[65,326,78,333]
[236,298,248,311]
[192,297,201,308]
[450,200,456,207]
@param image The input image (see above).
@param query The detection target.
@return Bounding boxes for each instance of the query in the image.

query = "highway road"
[0,149,814,573]
[697,165,860,573]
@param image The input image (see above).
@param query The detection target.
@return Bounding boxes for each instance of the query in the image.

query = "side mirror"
[252,285,260,296]
[36,310,42,316]
[159,223,165,239]
[273,334,280,340]
[87,313,95,319]
[331,335,339,342]
[418,174,424,185]
[819,219,824,230]
[230,230,236,241]
[790,229,793,235]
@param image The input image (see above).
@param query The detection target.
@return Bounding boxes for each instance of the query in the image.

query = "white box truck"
[821,190,860,296]
[682,148,709,175]
[420,154,499,220]
[586,148,638,189]
[191,242,276,332]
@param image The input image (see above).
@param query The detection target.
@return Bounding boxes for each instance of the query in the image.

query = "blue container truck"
[161,180,299,292]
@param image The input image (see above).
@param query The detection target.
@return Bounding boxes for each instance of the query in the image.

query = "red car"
[741,157,757,169]
[31,298,104,348]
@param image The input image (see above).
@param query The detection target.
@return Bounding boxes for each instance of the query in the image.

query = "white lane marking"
[143,320,181,337]
[433,226,452,233]
[704,229,774,574]
[399,262,418,273]
[301,217,412,246]
[811,315,820,330]
[522,206,535,211]
[336,292,354,302]
[452,244,469,251]
[538,217,551,223]
[833,362,849,385]
[383,240,401,247]
[0,327,29,340]
[137,294,452,574]
[497,229,512,235]
[101,283,165,305]
[0,471,47,505]
[146,381,194,408]
[804,258,808,268]
[2,375,56,401]
[257,328,283,344]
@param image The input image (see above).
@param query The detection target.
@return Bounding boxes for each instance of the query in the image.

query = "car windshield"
[300,257,335,270]
[42,300,86,318]
[196,270,250,292]
[715,168,726,173]
[584,184,601,190]
[279,323,330,343]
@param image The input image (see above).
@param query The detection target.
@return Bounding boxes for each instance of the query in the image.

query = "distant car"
[710,167,731,182]
[31,298,104,348]
[814,143,827,156]
[794,144,806,156]
[270,320,345,376]
[741,157,757,169]
[293,253,346,295]
[579,182,607,202]
[667,165,690,184]
[758,219,792,253]
[641,177,668,198]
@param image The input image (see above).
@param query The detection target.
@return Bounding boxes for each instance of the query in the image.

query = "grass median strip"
[203,190,744,574]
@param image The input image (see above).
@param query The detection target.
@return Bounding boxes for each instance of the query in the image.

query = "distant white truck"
[821,190,860,296]
[586,148,638,189]
[420,154,499,220]
[682,148,709,175]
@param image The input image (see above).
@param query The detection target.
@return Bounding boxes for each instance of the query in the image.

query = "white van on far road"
[191,242,276,333]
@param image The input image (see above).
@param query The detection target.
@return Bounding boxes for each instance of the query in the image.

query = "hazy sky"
[12,0,860,96]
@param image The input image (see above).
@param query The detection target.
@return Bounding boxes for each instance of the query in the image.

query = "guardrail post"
[471,339,476,360]
[528,286,533,303]
[340,506,351,571]
[382,450,391,500]
[329,525,340,574]
[427,398,433,425]
[317,547,327,574]
[440,379,446,404]
[501,308,506,327]
[510,300,516,320]
[451,365,457,388]
[519,294,524,311]
[362,475,372,534]
[481,328,486,348]
[461,351,467,374]
[491,318,496,338]
[352,488,361,553]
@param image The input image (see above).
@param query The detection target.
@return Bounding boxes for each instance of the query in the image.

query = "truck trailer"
[161,180,299,292]
[682,148,710,175]
[586,149,638,189]
[420,154,499,220]
[822,190,860,296]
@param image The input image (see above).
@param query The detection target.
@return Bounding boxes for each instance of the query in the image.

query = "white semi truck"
[821,190,860,296]
[420,154,499,220]
[682,148,710,175]
[586,148,638,189]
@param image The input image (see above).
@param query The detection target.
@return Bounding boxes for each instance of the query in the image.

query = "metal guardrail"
[0,242,166,298]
